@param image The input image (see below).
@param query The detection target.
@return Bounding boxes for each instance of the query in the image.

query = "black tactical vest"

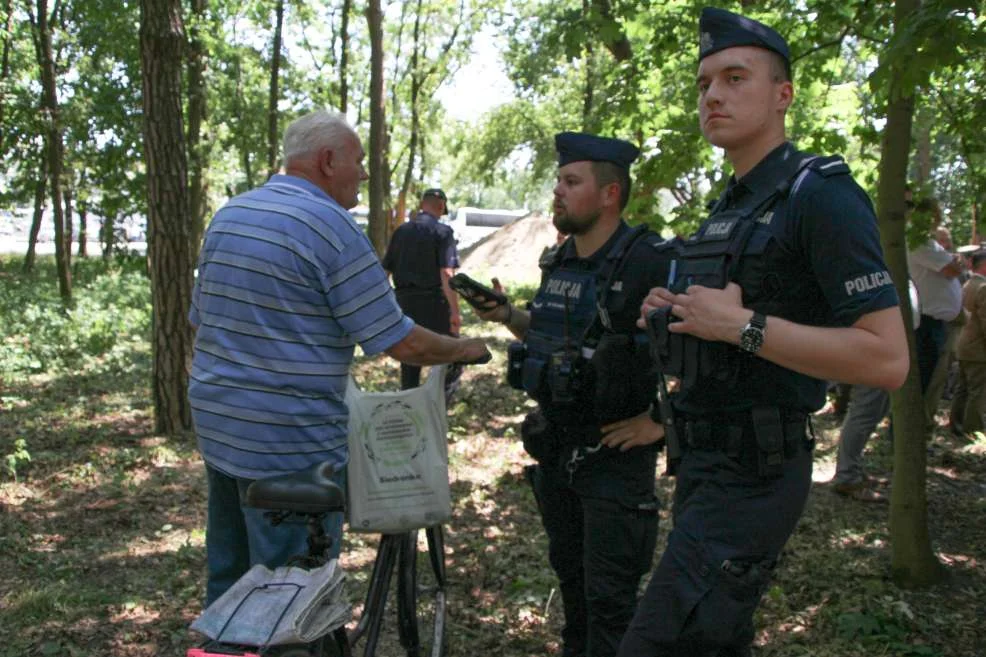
[650,155,850,403]
[516,225,658,427]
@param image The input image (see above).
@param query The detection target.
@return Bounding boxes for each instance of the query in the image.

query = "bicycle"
[187,460,449,657]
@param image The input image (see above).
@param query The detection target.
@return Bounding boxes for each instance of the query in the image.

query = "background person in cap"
[383,187,464,395]
[949,248,986,435]
[474,131,676,657]
[622,7,907,656]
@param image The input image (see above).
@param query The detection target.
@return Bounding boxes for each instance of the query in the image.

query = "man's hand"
[641,282,750,344]
[459,337,491,364]
[475,278,511,323]
[600,412,665,452]
[637,286,673,328]
[449,312,462,336]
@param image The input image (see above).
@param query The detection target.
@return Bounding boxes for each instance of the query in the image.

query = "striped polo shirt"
[189,174,414,480]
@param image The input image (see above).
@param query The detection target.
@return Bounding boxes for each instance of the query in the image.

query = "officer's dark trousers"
[526,447,659,657]
[915,314,947,394]
[394,288,454,390]
[617,440,812,657]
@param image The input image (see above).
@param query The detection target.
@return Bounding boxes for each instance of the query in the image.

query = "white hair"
[282,110,355,164]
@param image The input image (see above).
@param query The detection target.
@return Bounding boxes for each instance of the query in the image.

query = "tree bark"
[582,0,594,131]
[23,163,46,273]
[77,189,88,258]
[591,0,632,61]
[233,52,255,191]
[29,0,71,303]
[397,0,425,232]
[366,0,387,256]
[339,0,351,114]
[139,0,195,435]
[186,0,209,257]
[63,180,74,262]
[881,0,945,588]
[266,0,284,180]
[101,212,115,260]
[0,0,13,154]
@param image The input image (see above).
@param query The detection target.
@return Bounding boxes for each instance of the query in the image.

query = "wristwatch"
[739,311,767,354]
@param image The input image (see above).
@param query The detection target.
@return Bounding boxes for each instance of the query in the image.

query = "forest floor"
[1,259,985,657]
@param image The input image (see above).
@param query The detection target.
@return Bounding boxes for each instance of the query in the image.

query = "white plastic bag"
[345,365,451,533]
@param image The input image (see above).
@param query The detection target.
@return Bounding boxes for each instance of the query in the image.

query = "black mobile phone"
[449,273,507,309]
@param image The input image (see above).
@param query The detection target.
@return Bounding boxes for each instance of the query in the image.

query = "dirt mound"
[459,212,558,286]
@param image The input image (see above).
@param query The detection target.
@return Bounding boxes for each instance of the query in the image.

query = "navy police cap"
[555,131,640,170]
[699,7,790,65]
[421,187,447,202]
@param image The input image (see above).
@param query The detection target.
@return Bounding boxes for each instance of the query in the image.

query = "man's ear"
[320,146,335,176]
[776,80,794,113]
[601,181,621,209]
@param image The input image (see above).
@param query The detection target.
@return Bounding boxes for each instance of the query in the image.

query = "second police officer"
[382,187,464,397]
[618,8,909,656]
[477,132,676,657]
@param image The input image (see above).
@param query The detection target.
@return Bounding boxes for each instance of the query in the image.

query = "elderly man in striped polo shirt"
[189,110,489,605]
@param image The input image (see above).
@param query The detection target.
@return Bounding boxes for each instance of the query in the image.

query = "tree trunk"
[397,0,424,233]
[186,0,209,257]
[366,0,387,256]
[881,0,945,588]
[30,0,71,303]
[63,181,74,264]
[23,165,46,273]
[339,0,351,114]
[101,212,115,260]
[582,0,594,131]
[0,0,13,154]
[233,53,255,191]
[266,0,284,180]
[139,0,195,435]
[914,112,931,187]
[77,191,88,258]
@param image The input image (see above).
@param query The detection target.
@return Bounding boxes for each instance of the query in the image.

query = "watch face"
[741,327,764,353]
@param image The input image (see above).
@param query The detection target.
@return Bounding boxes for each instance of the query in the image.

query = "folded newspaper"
[191,560,350,646]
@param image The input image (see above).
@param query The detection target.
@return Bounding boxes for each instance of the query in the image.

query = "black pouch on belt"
[751,406,784,479]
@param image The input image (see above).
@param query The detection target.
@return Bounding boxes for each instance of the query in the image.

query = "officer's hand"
[665,282,748,343]
[637,287,674,329]
[450,313,462,336]
[459,338,492,364]
[475,278,511,323]
[600,412,665,452]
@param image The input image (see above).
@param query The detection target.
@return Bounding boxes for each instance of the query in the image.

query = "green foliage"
[3,438,31,482]
[0,256,151,376]
[836,598,941,656]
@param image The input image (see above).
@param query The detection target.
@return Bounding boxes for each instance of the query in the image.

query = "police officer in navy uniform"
[383,187,463,392]
[618,8,909,656]
[477,132,675,657]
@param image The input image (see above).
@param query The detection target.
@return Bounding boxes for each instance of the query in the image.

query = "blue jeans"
[204,463,346,606]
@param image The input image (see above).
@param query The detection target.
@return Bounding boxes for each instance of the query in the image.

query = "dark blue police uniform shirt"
[675,142,899,415]
[382,211,459,290]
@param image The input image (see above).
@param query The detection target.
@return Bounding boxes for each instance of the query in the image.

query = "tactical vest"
[650,155,851,393]
[511,225,659,427]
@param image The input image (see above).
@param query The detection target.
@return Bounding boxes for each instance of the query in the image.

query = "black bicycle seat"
[246,461,346,514]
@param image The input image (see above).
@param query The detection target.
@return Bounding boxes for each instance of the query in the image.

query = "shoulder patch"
[808,155,850,178]
[539,243,563,270]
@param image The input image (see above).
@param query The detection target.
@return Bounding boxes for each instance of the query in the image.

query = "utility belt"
[671,407,813,479]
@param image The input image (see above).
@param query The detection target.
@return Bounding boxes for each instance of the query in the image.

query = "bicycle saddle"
[245,461,346,514]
